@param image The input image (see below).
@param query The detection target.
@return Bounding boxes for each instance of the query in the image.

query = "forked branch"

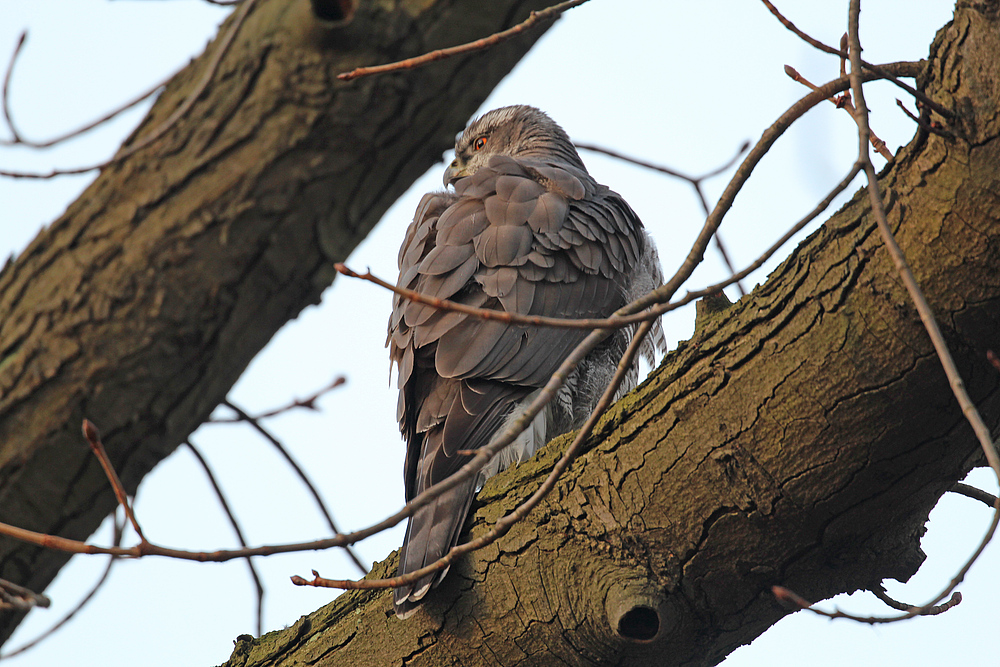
[771,0,1000,624]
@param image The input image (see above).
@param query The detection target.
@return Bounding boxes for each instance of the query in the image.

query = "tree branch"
[216,4,1000,663]
[0,0,566,644]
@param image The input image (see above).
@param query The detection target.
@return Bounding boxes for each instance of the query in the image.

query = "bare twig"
[337,0,589,80]
[894,98,954,139]
[221,400,369,575]
[185,440,264,636]
[0,0,256,179]
[82,420,146,541]
[760,0,952,120]
[0,418,395,561]
[773,585,962,623]
[849,0,1000,504]
[336,262,651,330]
[0,578,50,612]
[950,483,1000,509]
[1,32,27,144]
[574,141,747,183]
[0,515,122,658]
[209,376,346,422]
[768,4,998,626]
[0,31,173,149]
[870,584,962,616]
[784,64,893,161]
[711,237,744,296]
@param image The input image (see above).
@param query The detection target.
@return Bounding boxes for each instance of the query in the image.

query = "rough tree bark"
[0,0,561,644]
[216,2,1000,666]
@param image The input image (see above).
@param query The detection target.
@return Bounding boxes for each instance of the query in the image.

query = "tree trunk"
[0,0,560,644]
[220,2,1000,665]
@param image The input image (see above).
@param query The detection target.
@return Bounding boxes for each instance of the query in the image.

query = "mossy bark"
[0,0,560,644]
[218,2,1000,665]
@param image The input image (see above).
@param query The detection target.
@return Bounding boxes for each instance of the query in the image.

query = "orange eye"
[473,136,487,151]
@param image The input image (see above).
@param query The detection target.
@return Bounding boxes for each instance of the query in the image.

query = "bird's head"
[443,105,586,187]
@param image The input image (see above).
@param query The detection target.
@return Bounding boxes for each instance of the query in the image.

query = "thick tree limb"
[0,0,561,644]
[218,3,1000,665]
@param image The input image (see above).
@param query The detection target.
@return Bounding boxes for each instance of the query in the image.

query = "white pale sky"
[0,1,995,666]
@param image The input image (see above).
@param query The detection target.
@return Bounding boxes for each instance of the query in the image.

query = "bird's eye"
[473,136,488,151]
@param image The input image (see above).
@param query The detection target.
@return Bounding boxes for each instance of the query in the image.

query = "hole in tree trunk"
[310,0,356,23]
[617,605,660,641]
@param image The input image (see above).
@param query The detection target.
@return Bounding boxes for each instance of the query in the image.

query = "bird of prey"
[387,105,665,618]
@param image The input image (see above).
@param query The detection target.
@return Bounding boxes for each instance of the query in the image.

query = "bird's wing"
[389,154,646,475]
[388,155,647,611]
[403,156,641,374]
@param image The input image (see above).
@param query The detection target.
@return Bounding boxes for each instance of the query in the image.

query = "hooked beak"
[443,158,468,187]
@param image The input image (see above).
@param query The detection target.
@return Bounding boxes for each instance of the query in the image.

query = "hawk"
[387,105,665,618]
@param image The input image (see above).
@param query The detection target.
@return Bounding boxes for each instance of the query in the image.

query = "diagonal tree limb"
[0,0,568,645]
[216,4,1000,664]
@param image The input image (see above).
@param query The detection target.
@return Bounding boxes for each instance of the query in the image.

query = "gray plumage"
[387,105,665,618]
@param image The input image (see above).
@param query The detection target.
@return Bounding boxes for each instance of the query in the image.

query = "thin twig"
[222,400,369,575]
[82,420,146,541]
[0,516,122,658]
[895,99,953,139]
[869,584,913,611]
[784,64,893,161]
[768,4,998,625]
[1,32,27,144]
[0,31,173,149]
[209,376,346,422]
[870,584,961,616]
[712,237,744,296]
[337,262,651,329]
[185,440,264,636]
[950,483,1000,509]
[0,578,50,612]
[337,0,589,80]
[760,0,952,119]
[849,0,1000,508]
[575,141,748,183]
[773,586,962,623]
[0,0,256,179]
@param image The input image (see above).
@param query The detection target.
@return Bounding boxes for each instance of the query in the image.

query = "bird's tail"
[393,474,479,619]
